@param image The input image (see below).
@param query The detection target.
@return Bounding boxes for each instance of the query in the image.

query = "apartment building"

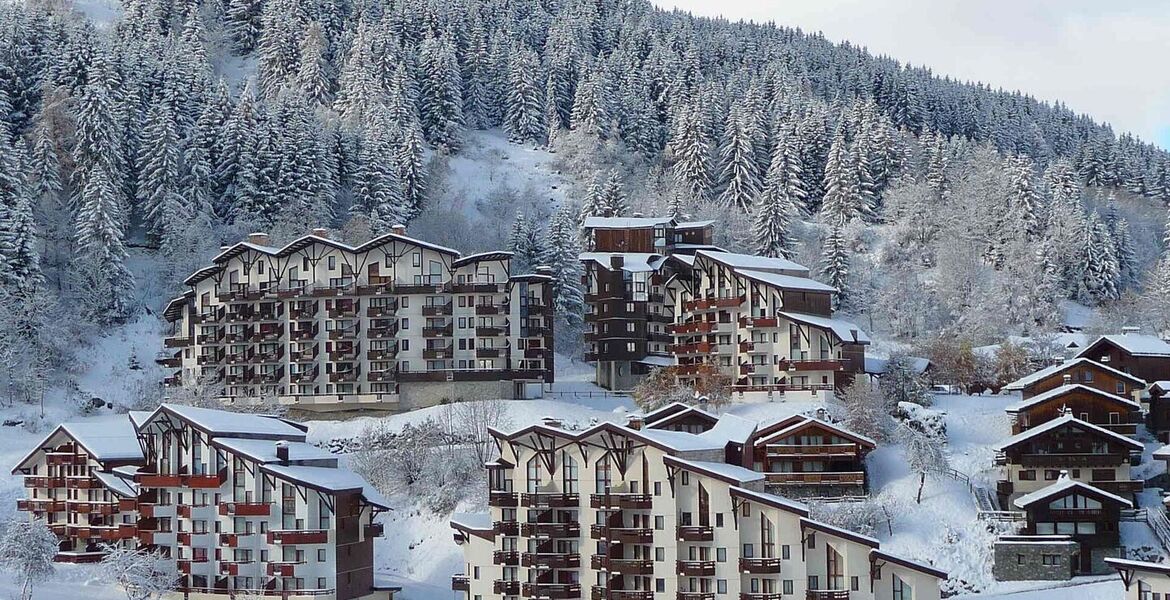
[10,415,146,562]
[159,228,554,413]
[13,404,395,600]
[450,414,946,600]
[580,217,869,399]
[1107,557,1170,599]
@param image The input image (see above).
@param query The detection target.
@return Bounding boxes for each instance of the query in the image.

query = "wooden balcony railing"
[763,472,865,485]
[676,560,716,577]
[739,557,782,574]
[676,525,714,542]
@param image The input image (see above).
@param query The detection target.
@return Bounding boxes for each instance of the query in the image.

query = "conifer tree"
[543,206,584,327]
[137,98,180,242]
[297,22,334,106]
[596,170,628,218]
[505,47,545,144]
[1006,154,1043,240]
[751,126,806,259]
[0,132,39,291]
[394,117,427,221]
[226,0,262,53]
[819,224,850,305]
[669,102,713,202]
[717,106,760,211]
[74,164,132,324]
[820,127,860,226]
[418,36,464,152]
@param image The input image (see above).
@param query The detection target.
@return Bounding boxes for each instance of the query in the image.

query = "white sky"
[657,0,1170,149]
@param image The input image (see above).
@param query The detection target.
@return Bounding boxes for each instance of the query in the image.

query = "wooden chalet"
[1004,357,1146,401]
[1145,381,1170,442]
[1076,332,1170,383]
[640,402,720,434]
[1013,476,1131,575]
[1005,384,1142,437]
[744,414,876,497]
[995,414,1143,504]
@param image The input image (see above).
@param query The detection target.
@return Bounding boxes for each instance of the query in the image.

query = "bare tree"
[442,398,512,464]
[897,421,949,504]
[840,378,893,442]
[100,545,177,600]
[0,518,58,600]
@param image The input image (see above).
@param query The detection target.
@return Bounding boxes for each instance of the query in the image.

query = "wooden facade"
[746,416,875,497]
[1076,335,1170,383]
[1014,480,1130,575]
[1006,358,1145,401]
[1007,385,1142,436]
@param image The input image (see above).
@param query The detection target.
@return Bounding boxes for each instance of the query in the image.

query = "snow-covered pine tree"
[351,110,406,234]
[226,0,262,53]
[297,21,334,106]
[333,22,380,128]
[71,53,124,213]
[394,117,427,221]
[820,126,860,226]
[1005,154,1044,240]
[819,224,849,305]
[137,98,180,243]
[73,163,133,324]
[543,206,584,327]
[717,104,760,211]
[508,212,545,273]
[577,174,605,230]
[751,125,806,259]
[669,102,713,202]
[504,46,545,145]
[597,169,628,218]
[418,36,464,152]
[923,129,950,201]
[0,131,40,291]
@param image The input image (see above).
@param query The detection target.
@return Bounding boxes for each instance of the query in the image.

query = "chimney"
[1062,373,1072,385]
[625,414,643,431]
[610,256,625,269]
[1057,469,1070,481]
[1122,326,1141,335]
[311,228,329,239]
[275,441,289,462]
[247,232,270,246]
[541,416,563,429]
[534,265,553,276]
[391,224,406,236]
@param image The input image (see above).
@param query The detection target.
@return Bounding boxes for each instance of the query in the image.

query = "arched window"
[526,456,542,493]
[562,452,578,494]
[595,456,612,494]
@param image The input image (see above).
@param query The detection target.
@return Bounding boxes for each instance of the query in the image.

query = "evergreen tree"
[74,164,132,324]
[297,22,334,106]
[751,126,806,259]
[351,110,406,233]
[137,98,180,242]
[508,212,545,272]
[1005,154,1043,240]
[717,105,760,211]
[394,117,427,221]
[418,36,464,152]
[226,0,262,53]
[0,132,39,291]
[820,127,861,226]
[596,170,628,218]
[504,47,544,144]
[543,207,585,327]
[669,102,713,202]
[819,224,850,305]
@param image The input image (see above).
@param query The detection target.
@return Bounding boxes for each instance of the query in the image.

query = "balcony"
[475,304,501,315]
[218,532,256,547]
[593,588,653,600]
[368,324,399,339]
[218,502,272,517]
[290,368,319,384]
[368,346,399,361]
[522,583,581,599]
[329,369,361,383]
[267,529,328,545]
[366,302,398,318]
[183,471,226,488]
[683,296,743,312]
[164,336,193,348]
[135,473,183,487]
[328,346,360,361]
[449,281,500,294]
[766,444,860,458]
[327,304,359,319]
[741,595,784,600]
[590,493,653,510]
[155,351,182,368]
[367,369,396,383]
[488,491,518,507]
[290,326,318,341]
[520,522,581,538]
[476,348,503,359]
[476,326,507,337]
[590,525,653,543]
[785,359,844,372]
[677,593,715,600]
[521,552,581,569]
[676,560,715,577]
[739,557,782,574]
[423,347,453,360]
[494,520,519,536]
[521,493,579,508]
[738,316,779,329]
[667,321,717,335]
[423,325,454,338]
[763,472,865,486]
[669,342,716,355]
[451,576,469,592]
[493,551,520,565]
[219,561,252,576]
[422,303,453,316]
[24,476,65,488]
[328,326,361,340]
[525,347,550,360]
[494,580,521,595]
[806,592,849,600]
[591,556,654,575]
[676,525,714,542]
[1018,453,1126,468]
[289,303,318,320]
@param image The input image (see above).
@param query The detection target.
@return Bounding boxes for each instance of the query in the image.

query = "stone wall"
[398,380,512,410]
[993,538,1079,581]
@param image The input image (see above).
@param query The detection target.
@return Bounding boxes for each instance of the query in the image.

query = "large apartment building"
[159,227,554,413]
[450,413,945,600]
[580,217,868,398]
[12,405,395,600]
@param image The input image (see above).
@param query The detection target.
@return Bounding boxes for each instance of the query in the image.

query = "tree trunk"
[916,472,925,504]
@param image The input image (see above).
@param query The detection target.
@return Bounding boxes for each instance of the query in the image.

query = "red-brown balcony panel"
[493,580,520,595]
[24,476,65,488]
[522,583,582,599]
[521,552,581,569]
[590,525,653,543]
[520,492,579,508]
[267,562,299,577]
[267,529,328,545]
[488,491,518,507]
[763,472,864,486]
[493,550,520,565]
[677,593,716,600]
[677,560,716,577]
[520,522,581,538]
[219,532,254,547]
[590,493,653,510]
[219,561,251,576]
[676,525,714,542]
[493,520,519,536]
[184,472,225,489]
[806,592,850,600]
[219,502,272,517]
[739,557,782,574]
[451,576,470,592]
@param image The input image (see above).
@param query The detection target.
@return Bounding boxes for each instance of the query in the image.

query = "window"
[412,253,421,267]
[317,577,327,589]
[807,533,816,549]
[654,516,664,530]
[1017,554,1025,565]
[1019,470,1036,481]
[781,545,790,560]
[656,579,665,593]
[1117,381,1126,395]
[473,566,480,579]
[742,543,754,558]
[654,482,662,496]
[715,513,724,528]
[717,580,727,594]
[655,547,665,561]
[318,549,326,562]
[851,576,859,591]
[1042,554,1060,566]
[681,472,689,485]
[892,574,911,600]
[327,256,336,270]
[1044,470,1060,481]
[716,548,726,562]
[783,581,793,595]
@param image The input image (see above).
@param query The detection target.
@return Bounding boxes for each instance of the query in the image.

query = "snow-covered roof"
[93,470,137,498]
[212,232,460,264]
[1154,445,1170,462]
[729,485,809,517]
[754,416,877,449]
[582,216,675,229]
[663,455,765,484]
[452,251,513,268]
[128,411,153,429]
[578,252,664,273]
[11,415,144,474]
[864,356,931,376]
[676,220,716,229]
[213,438,336,465]
[800,517,880,547]
[779,311,871,345]
[636,355,676,367]
[1006,384,1141,413]
[449,512,493,531]
[738,269,836,293]
[1150,381,1170,394]
[870,549,948,580]
[1003,357,1146,391]
[696,250,810,275]
[1105,557,1170,576]
[146,404,308,439]
[1013,478,1132,509]
[995,414,1142,452]
[636,428,727,452]
[698,414,758,446]
[260,463,391,509]
[1079,333,1170,358]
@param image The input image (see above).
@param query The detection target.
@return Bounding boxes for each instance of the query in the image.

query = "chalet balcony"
[738,341,758,353]
[741,594,784,600]
[475,304,501,315]
[65,476,96,489]
[367,369,396,383]
[290,368,319,384]
[525,347,551,360]
[740,364,756,375]
[683,296,744,312]
[290,347,319,362]
[255,368,284,384]
[191,307,223,324]
[667,321,717,335]
[364,522,384,538]
[591,556,654,575]
[738,316,780,329]
[219,532,257,547]
[1018,454,1125,468]
[18,499,65,512]
[677,592,715,600]
[476,326,507,337]
[68,499,117,515]
[24,476,65,488]
[196,330,224,345]
[328,326,361,340]
[669,342,716,355]
[225,370,255,385]
[155,351,182,368]
[267,529,328,545]
[368,346,399,361]
[593,589,653,600]
[676,525,714,542]
[450,575,470,592]
[366,302,398,318]
[423,325,454,338]
[524,326,552,337]
[329,368,361,383]
[183,471,226,488]
[449,281,500,294]
[46,452,84,465]
[590,493,652,510]
[521,492,579,508]
[196,352,223,365]
[252,345,284,363]
[368,323,399,339]
[223,328,253,344]
[224,348,254,364]
[289,325,318,341]
[494,520,519,536]
[521,552,581,569]
[289,303,319,320]
[520,522,581,538]
[764,472,865,486]
[739,557,782,574]
[423,347,453,360]
[223,308,254,323]
[255,305,284,322]
[267,561,300,577]
[1095,480,1145,495]
[493,550,520,565]
[476,348,503,359]
[327,304,360,319]
[328,345,360,361]
[218,502,272,517]
[493,580,521,595]
[785,359,844,372]
[219,561,252,576]
[162,374,182,386]
[806,592,850,600]
[422,303,453,316]
[591,525,653,543]
[522,583,581,599]
[488,491,518,507]
[676,560,716,577]
[766,444,860,458]
[164,336,193,348]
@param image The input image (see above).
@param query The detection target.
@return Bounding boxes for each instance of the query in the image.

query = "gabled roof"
[780,311,871,345]
[1150,381,1170,394]
[753,416,877,449]
[996,415,1142,452]
[642,402,701,424]
[452,251,512,268]
[870,549,948,580]
[1078,334,1170,358]
[1006,384,1141,413]
[644,403,719,429]
[450,512,495,542]
[695,250,810,276]
[162,292,193,321]
[93,470,137,498]
[800,517,880,547]
[140,404,308,440]
[738,269,836,293]
[675,220,716,230]
[12,415,144,473]
[729,486,809,517]
[212,232,460,265]
[1014,478,1132,509]
[662,455,764,485]
[1105,556,1170,576]
[578,252,665,273]
[1004,357,1146,391]
[582,216,675,229]
[260,463,391,510]
[212,438,336,465]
